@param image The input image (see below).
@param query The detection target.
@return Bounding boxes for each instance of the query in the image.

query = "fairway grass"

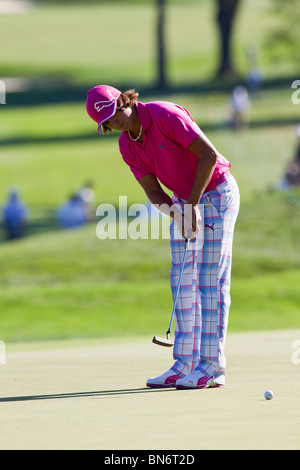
[0,202,300,343]
[0,330,300,450]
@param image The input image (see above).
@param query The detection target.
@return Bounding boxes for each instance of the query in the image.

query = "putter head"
[152,335,174,347]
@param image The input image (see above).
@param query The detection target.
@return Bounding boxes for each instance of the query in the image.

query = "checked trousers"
[170,174,240,378]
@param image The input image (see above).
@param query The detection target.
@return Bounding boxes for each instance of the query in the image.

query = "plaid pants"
[170,174,240,377]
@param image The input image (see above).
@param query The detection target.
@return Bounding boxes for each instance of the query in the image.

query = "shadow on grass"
[1,73,299,148]
[1,115,300,149]
[5,74,297,108]
[0,387,175,402]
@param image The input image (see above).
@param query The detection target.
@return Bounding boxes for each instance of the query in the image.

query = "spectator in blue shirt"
[57,193,88,229]
[2,187,28,240]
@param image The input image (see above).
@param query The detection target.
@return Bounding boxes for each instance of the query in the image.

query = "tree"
[156,0,168,89]
[155,0,243,86]
[215,0,242,78]
[265,0,300,69]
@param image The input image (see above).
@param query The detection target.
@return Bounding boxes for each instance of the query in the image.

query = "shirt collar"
[121,101,151,143]
[135,101,151,133]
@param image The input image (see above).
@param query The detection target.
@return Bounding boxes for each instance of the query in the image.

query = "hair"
[101,89,139,135]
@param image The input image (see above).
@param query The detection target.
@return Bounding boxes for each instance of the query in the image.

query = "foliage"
[264,0,300,67]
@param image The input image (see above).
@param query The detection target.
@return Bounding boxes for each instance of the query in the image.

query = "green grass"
[0,0,298,85]
[0,1,299,343]
[0,92,299,343]
[0,227,172,341]
[0,186,299,343]
[0,87,297,208]
[1,87,298,142]
[231,270,300,332]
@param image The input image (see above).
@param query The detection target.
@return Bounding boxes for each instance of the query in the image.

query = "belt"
[204,170,231,193]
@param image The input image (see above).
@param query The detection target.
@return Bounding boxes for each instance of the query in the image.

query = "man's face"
[104,107,134,132]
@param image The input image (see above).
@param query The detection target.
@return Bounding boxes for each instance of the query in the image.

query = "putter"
[153,237,190,347]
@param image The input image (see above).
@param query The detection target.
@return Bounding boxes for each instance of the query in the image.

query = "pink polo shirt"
[119,101,231,200]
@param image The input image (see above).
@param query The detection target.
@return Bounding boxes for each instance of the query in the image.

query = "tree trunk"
[215,0,241,78]
[156,0,168,89]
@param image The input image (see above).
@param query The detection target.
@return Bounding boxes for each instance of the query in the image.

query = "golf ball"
[264,390,274,400]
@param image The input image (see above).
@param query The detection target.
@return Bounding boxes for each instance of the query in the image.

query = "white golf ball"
[264,390,274,400]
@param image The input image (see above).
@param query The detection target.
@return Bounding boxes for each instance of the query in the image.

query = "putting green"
[0,330,299,450]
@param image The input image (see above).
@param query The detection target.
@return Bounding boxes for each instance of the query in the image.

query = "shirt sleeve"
[165,105,201,150]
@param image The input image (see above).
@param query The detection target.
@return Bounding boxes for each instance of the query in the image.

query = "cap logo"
[94,89,115,113]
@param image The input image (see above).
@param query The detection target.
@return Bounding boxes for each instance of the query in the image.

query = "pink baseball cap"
[86,85,121,134]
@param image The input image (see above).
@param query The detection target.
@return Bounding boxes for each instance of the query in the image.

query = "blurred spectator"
[56,193,88,229]
[275,125,300,191]
[246,43,263,95]
[2,187,29,240]
[228,86,251,130]
[246,67,263,95]
[77,180,96,222]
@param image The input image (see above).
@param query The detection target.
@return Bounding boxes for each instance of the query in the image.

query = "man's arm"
[186,133,218,206]
[138,174,174,213]
[138,174,185,227]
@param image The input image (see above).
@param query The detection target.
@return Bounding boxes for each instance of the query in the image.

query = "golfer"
[86,85,240,389]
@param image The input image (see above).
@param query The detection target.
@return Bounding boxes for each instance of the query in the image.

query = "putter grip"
[186,227,193,241]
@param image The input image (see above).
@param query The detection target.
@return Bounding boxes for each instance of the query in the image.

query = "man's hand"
[174,204,202,240]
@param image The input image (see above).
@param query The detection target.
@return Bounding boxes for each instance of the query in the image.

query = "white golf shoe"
[146,369,182,388]
[175,370,225,390]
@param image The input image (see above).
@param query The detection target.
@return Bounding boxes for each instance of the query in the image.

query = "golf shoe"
[146,369,182,388]
[175,370,225,389]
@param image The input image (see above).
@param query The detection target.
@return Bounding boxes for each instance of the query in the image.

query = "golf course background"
[0,0,299,343]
